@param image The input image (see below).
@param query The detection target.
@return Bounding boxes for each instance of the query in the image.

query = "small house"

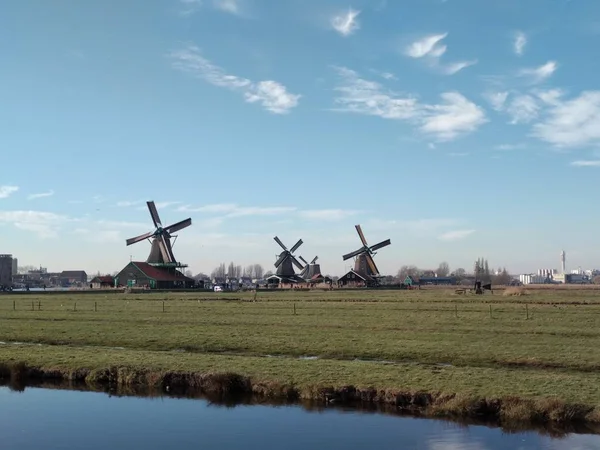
[90,275,115,289]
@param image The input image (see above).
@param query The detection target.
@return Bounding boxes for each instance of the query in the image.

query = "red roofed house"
[114,262,195,289]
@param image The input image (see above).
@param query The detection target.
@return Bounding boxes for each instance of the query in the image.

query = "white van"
[213,285,223,292]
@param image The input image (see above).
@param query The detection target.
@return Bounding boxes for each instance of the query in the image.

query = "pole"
[489,304,492,319]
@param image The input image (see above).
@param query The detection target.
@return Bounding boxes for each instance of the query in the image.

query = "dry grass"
[503,287,529,297]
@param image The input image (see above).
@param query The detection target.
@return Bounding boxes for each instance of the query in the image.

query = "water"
[1,386,599,449]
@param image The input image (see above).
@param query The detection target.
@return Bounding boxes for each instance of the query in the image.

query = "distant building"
[337,270,373,288]
[90,275,115,289]
[11,258,17,276]
[519,274,548,285]
[0,254,13,288]
[60,270,88,286]
[417,276,457,286]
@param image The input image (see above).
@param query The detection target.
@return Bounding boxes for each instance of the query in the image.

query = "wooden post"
[38,301,41,311]
[455,303,458,318]
[162,301,165,313]
[74,302,77,312]
[526,304,529,320]
[31,301,34,311]
[13,300,15,311]
[489,304,492,319]
[94,301,97,312]
[253,290,258,302]
[293,302,296,315]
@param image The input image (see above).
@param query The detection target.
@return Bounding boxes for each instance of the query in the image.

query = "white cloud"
[534,88,564,106]
[406,33,448,58]
[332,67,486,141]
[0,210,70,239]
[518,60,557,84]
[27,190,55,200]
[169,45,300,114]
[570,160,600,167]
[298,209,360,221]
[495,143,526,150]
[331,8,361,37]
[116,200,144,207]
[514,31,527,56]
[332,66,419,120]
[420,92,487,141]
[506,94,540,124]
[405,33,475,75]
[447,152,468,157]
[442,60,478,75]
[213,0,240,15]
[438,229,475,241]
[0,186,19,199]
[484,91,509,111]
[381,72,396,80]
[531,91,600,147]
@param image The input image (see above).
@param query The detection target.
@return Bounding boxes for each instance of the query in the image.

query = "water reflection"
[0,381,599,449]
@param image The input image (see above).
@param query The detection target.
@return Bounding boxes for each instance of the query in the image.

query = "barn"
[90,275,115,289]
[337,270,373,288]
[114,262,195,289]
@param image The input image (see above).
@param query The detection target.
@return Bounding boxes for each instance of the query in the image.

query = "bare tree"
[253,264,264,279]
[264,270,274,278]
[436,262,450,277]
[452,268,466,278]
[396,265,419,280]
[211,263,226,279]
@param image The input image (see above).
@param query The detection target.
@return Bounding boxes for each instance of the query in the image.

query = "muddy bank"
[1,361,599,432]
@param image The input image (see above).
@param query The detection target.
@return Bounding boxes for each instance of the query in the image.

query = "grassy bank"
[1,288,600,425]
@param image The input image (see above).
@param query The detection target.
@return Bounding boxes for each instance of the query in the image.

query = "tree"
[253,264,264,279]
[492,268,511,285]
[593,275,600,285]
[264,270,274,278]
[436,262,450,277]
[396,265,419,280]
[452,268,466,278]
[211,263,226,279]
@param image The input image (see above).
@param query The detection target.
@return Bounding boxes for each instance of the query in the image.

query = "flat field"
[1,287,600,406]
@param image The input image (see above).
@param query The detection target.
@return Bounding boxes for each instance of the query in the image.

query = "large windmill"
[272,236,304,280]
[125,201,192,267]
[342,225,391,282]
[299,256,321,280]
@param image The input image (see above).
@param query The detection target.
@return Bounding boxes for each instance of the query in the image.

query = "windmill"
[125,201,192,267]
[342,225,391,281]
[273,236,304,280]
[299,256,321,280]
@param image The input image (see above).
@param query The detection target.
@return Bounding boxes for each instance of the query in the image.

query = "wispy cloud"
[495,143,526,151]
[518,61,557,84]
[116,200,145,207]
[135,201,181,211]
[405,33,476,75]
[27,190,54,200]
[331,8,361,37]
[506,94,540,124]
[0,210,70,239]
[514,31,527,56]
[178,203,297,218]
[438,229,475,241]
[419,92,487,141]
[531,91,600,147]
[406,33,448,58]
[570,160,600,167]
[298,209,360,221]
[179,0,203,16]
[484,91,509,111]
[0,186,19,199]
[331,67,486,141]
[169,45,300,114]
[213,0,241,15]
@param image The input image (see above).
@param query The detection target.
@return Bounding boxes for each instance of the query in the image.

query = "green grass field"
[1,287,600,415]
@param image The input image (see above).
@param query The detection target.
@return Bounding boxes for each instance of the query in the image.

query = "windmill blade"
[370,239,391,252]
[274,253,287,268]
[147,201,162,228]
[126,231,154,246]
[365,253,380,276]
[165,218,192,234]
[157,235,176,263]
[290,255,304,271]
[299,256,309,267]
[343,248,364,261]
[355,224,368,247]
[162,235,176,263]
[310,256,318,264]
[273,236,287,251]
[289,238,303,254]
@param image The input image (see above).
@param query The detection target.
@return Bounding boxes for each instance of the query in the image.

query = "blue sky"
[1,0,599,276]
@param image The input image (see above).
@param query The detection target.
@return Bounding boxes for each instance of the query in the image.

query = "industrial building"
[0,254,14,289]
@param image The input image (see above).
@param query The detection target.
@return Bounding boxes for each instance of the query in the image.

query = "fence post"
[13,300,15,311]
[293,302,296,315]
[526,304,529,320]
[489,304,492,319]
[455,303,458,318]
[31,301,34,311]
[74,302,77,312]
[162,301,165,313]
[95,301,97,312]
[38,301,41,311]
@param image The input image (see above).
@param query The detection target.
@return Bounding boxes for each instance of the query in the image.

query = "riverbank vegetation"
[1,288,600,425]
